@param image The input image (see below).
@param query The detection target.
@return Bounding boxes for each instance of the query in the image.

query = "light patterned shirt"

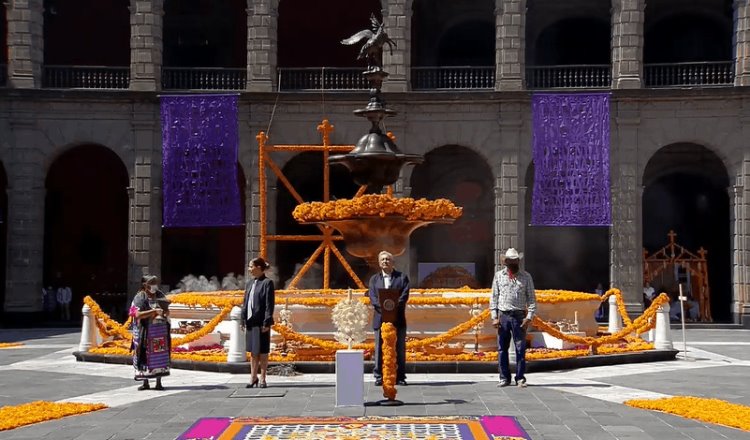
[489,267,536,320]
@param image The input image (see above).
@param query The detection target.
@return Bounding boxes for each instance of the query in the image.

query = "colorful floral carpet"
[176,416,531,440]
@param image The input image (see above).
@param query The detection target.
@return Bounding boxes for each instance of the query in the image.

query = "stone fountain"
[292,14,461,271]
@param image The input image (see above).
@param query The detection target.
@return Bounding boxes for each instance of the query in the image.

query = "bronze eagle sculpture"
[341,13,396,72]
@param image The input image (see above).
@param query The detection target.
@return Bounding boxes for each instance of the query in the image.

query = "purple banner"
[161,94,242,227]
[531,93,611,226]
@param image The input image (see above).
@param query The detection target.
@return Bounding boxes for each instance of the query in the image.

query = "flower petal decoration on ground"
[624,396,750,432]
[0,401,107,431]
[0,342,23,349]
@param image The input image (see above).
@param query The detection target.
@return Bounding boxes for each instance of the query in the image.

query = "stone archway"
[43,144,129,321]
[410,145,494,287]
[642,143,731,321]
[161,165,246,290]
[524,163,610,292]
[532,17,610,65]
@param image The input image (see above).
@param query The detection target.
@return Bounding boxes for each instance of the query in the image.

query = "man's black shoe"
[396,379,408,386]
[374,379,383,386]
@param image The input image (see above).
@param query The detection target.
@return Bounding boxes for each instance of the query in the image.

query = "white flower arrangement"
[331,290,369,349]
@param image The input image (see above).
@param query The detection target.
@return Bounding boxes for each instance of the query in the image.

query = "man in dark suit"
[368,250,410,386]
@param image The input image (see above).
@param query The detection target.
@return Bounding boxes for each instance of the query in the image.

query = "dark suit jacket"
[368,270,410,329]
[240,275,275,328]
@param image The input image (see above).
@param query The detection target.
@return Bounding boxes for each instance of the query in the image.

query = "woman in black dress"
[241,257,275,388]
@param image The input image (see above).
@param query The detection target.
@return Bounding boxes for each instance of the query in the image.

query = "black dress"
[240,275,275,355]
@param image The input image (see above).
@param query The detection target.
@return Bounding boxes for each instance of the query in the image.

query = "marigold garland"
[0,342,23,349]
[624,396,750,432]
[83,296,132,341]
[0,401,107,431]
[292,194,462,222]
[381,323,398,400]
[172,306,231,346]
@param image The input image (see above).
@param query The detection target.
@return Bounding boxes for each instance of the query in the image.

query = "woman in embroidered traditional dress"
[129,275,171,390]
[240,257,275,388]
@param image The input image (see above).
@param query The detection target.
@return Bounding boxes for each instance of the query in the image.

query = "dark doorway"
[534,17,611,65]
[43,0,130,66]
[163,0,247,67]
[410,145,495,287]
[524,163,610,292]
[437,21,495,66]
[278,0,381,68]
[44,145,129,321]
[275,152,361,288]
[161,166,246,289]
[645,13,732,63]
[642,144,731,321]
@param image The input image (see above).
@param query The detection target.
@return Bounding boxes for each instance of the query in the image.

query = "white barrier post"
[607,295,622,333]
[227,306,247,363]
[654,301,674,350]
[78,304,97,352]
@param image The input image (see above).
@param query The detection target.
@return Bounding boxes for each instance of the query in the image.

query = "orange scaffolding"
[643,230,712,322]
[256,119,369,290]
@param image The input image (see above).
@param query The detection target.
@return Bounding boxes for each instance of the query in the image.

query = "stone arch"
[41,124,135,179]
[642,143,731,321]
[411,0,494,66]
[645,10,732,63]
[532,16,611,65]
[274,151,361,288]
[43,0,130,66]
[410,145,495,287]
[43,144,129,320]
[162,0,247,68]
[161,164,247,290]
[277,0,382,68]
[523,162,610,292]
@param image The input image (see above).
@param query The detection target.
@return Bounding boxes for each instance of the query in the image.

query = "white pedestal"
[335,350,364,407]
[542,332,586,350]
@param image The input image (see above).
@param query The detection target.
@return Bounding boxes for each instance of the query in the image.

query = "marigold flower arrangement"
[292,194,462,222]
[381,322,398,400]
[0,342,23,349]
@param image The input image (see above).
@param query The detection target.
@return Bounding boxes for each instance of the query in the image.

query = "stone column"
[610,107,642,313]
[129,0,163,91]
[382,0,412,92]
[4,119,45,315]
[127,116,160,300]
[611,0,644,89]
[495,0,526,91]
[6,0,44,88]
[732,173,750,326]
[246,0,279,92]
[735,0,750,86]
[496,107,524,270]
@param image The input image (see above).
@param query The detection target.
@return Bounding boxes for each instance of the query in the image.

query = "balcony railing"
[526,65,611,89]
[278,67,368,91]
[0,64,6,87]
[412,66,494,90]
[644,61,734,87]
[43,65,130,89]
[162,67,246,90]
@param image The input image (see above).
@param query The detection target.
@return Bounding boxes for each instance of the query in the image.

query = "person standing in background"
[57,285,72,321]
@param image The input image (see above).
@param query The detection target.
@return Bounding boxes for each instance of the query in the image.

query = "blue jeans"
[373,326,407,381]
[497,311,526,382]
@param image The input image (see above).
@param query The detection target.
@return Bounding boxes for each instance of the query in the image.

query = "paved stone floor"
[1,328,749,440]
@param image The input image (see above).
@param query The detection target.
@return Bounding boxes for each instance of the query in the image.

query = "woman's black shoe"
[246,378,259,388]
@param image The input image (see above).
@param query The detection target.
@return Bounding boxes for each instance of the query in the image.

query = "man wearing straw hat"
[489,248,536,388]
